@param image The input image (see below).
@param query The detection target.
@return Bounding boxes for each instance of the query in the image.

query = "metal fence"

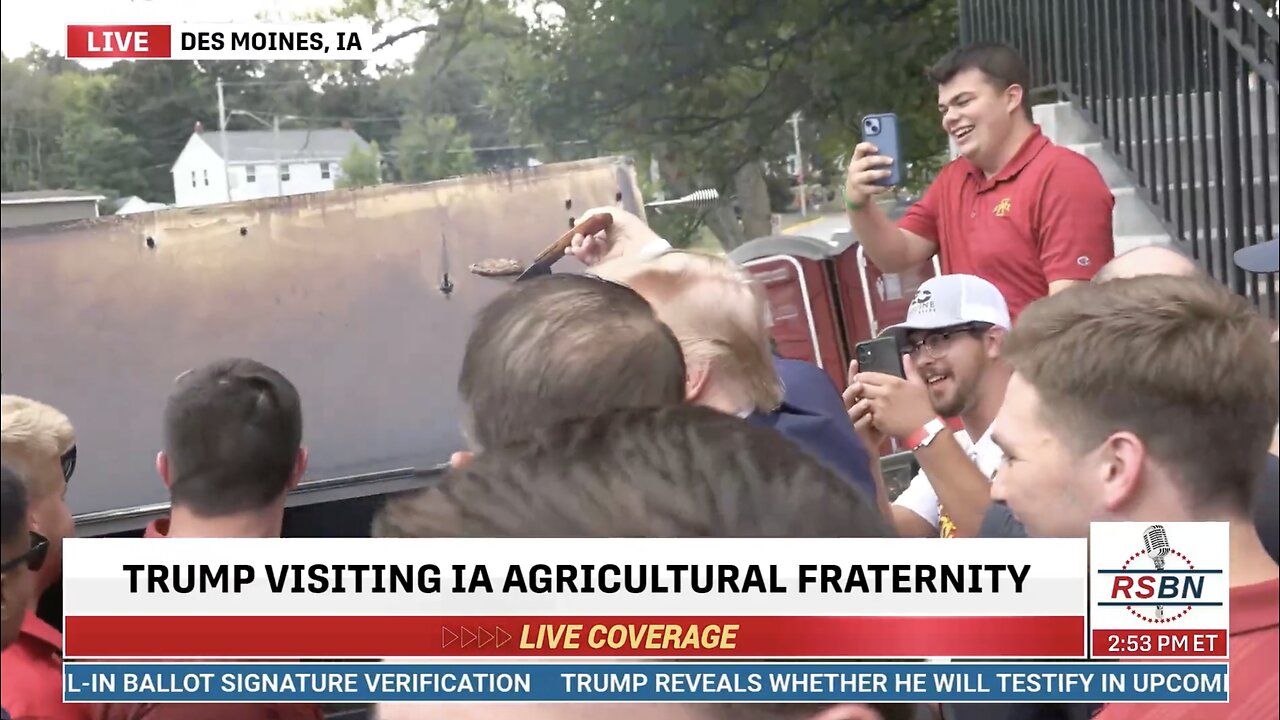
[961,0,1279,317]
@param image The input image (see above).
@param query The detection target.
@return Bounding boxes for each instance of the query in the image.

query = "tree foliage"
[494,0,956,248]
[338,140,383,188]
[394,114,477,182]
[2,0,955,238]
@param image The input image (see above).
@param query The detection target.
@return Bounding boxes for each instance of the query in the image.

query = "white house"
[115,196,168,215]
[170,123,373,207]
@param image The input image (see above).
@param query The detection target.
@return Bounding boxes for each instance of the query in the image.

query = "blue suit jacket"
[749,357,876,500]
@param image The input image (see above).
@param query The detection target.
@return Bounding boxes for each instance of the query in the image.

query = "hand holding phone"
[853,337,906,379]
[852,341,942,442]
[844,113,902,207]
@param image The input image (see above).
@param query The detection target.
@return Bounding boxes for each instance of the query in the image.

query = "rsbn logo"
[1097,524,1224,624]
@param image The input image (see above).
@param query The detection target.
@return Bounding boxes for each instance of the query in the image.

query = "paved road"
[779,212,850,243]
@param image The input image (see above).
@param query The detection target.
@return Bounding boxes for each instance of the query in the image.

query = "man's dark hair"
[1,463,28,547]
[458,274,687,450]
[377,405,906,720]
[163,358,303,517]
[929,42,1033,120]
[377,404,891,538]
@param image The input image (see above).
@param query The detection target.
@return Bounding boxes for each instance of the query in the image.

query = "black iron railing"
[960,0,1279,318]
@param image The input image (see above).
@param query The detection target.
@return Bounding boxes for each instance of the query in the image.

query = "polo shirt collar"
[19,610,62,651]
[966,125,1051,191]
[1230,576,1279,635]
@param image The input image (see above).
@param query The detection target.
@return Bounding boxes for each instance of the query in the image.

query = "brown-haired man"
[144,358,308,540]
[375,404,905,720]
[458,273,687,453]
[990,276,1278,719]
[844,42,1114,320]
[94,358,323,720]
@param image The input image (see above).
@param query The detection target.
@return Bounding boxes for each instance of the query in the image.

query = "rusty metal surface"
[1,157,643,522]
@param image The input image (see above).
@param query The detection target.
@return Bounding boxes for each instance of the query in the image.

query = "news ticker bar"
[62,662,1229,704]
[63,615,1086,659]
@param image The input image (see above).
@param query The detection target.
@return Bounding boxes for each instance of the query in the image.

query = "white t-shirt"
[893,425,1003,536]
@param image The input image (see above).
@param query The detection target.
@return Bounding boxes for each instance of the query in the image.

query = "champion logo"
[1078,256,1091,267]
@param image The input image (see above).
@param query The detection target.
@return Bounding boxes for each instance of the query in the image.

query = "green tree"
[495,0,957,249]
[393,114,477,182]
[53,72,149,198]
[337,140,383,188]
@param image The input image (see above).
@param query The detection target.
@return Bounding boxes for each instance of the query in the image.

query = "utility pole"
[789,111,807,217]
[273,114,283,197]
[216,77,232,203]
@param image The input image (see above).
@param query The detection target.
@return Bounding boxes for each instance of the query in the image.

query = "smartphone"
[861,113,903,187]
[854,337,905,379]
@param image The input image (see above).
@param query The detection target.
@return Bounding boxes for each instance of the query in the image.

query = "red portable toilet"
[829,230,942,347]
[730,221,941,467]
[728,234,847,390]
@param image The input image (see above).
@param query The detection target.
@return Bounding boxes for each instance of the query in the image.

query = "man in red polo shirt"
[990,276,1278,719]
[94,358,323,720]
[845,42,1114,320]
[0,395,89,720]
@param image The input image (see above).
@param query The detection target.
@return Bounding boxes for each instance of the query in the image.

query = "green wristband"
[843,190,865,212]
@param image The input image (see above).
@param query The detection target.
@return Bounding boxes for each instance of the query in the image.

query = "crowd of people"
[2,41,1279,720]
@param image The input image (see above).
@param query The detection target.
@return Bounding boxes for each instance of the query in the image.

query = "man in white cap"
[844,274,1011,538]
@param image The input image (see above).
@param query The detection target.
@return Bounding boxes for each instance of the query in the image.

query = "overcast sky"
[1,0,426,68]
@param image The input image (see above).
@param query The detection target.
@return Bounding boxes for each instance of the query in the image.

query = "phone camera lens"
[864,118,880,134]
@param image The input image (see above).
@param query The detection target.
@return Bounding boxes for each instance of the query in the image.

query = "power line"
[223,107,500,124]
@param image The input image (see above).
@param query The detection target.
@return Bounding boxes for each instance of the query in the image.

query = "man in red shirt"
[0,395,87,720]
[844,42,1115,320]
[990,276,1278,719]
[94,358,323,720]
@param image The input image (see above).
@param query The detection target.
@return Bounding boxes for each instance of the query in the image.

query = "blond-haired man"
[599,250,783,416]
[0,394,86,720]
[584,219,875,499]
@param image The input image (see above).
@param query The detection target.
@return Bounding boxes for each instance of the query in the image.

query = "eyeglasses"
[61,445,77,483]
[1,531,49,573]
[905,323,993,359]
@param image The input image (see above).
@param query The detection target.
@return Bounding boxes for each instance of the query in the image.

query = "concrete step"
[1035,89,1278,146]
[1034,102,1100,145]
[1106,88,1279,137]
[1112,186,1169,236]
[1068,132,1280,189]
[1110,176,1279,237]
[1114,234,1174,255]
[1113,225,1277,258]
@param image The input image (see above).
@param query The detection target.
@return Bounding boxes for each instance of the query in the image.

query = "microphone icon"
[1143,525,1172,619]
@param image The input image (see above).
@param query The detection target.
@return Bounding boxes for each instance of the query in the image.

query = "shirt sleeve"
[892,468,940,528]
[1037,152,1116,281]
[978,503,1028,538]
[896,172,944,242]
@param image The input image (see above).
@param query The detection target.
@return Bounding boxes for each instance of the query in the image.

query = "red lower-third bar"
[65,615,1086,659]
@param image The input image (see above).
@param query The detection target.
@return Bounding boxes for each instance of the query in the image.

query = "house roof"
[1,190,107,205]
[199,128,371,164]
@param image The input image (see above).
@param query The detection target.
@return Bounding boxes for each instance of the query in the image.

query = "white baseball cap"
[879,274,1012,345]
